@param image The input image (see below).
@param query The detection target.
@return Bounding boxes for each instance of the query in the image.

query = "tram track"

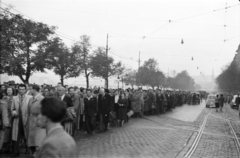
[224,114,240,157]
[183,111,240,158]
[183,113,210,158]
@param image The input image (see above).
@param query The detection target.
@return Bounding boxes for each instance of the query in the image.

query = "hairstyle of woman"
[5,87,16,96]
[120,92,126,98]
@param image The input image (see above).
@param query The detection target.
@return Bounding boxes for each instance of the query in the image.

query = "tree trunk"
[18,75,29,84]
[105,77,108,89]
[85,71,90,88]
[25,72,30,84]
[25,46,31,84]
[60,75,64,86]
[86,74,89,88]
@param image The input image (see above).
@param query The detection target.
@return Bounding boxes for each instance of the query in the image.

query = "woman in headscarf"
[117,92,128,127]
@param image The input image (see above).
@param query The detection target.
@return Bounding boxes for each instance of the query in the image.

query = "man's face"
[58,89,65,96]
[69,89,75,96]
[1,85,6,91]
[18,86,26,95]
[87,91,92,97]
[109,89,114,95]
[44,89,49,95]
[30,89,36,95]
[93,93,97,97]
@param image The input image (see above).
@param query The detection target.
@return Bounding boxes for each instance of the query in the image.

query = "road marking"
[184,113,210,158]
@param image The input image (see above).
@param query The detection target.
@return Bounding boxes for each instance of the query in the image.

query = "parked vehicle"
[187,92,201,105]
[206,94,216,108]
[230,95,239,109]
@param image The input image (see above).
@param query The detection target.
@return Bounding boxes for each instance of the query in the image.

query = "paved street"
[2,101,240,158]
[75,101,240,158]
[165,101,206,122]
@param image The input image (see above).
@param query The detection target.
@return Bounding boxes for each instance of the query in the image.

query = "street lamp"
[117,74,120,90]
[121,77,124,89]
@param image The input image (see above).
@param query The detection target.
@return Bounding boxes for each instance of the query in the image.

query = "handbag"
[127,110,134,117]
[64,107,76,122]
[151,103,156,109]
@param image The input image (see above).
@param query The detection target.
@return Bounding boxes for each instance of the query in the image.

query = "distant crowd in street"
[0,81,206,157]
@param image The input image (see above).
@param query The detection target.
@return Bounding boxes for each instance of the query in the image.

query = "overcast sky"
[2,0,240,82]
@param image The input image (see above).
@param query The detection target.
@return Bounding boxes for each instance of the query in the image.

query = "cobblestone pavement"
[76,119,193,158]
[2,102,240,158]
[76,102,208,158]
[179,104,240,158]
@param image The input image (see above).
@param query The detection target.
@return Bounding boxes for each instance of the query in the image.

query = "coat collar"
[86,96,93,100]
[32,93,42,103]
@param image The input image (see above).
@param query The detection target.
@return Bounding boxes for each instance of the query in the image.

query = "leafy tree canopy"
[1,9,56,83]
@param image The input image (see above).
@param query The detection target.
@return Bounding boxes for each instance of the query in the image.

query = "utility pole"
[168,68,169,78]
[138,51,141,71]
[105,34,109,89]
[122,77,124,89]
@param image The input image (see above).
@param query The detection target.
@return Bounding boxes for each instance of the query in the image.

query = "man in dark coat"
[84,89,97,135]
[98,88,110,132]
[58,87,74,135]
[158,90,164,113]
[192,93,196,105]
[155,90,160,115]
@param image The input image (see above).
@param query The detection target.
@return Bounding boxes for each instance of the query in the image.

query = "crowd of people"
[0,81,205,157]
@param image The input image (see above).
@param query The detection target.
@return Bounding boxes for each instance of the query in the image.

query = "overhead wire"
[1,6,140,64]
[214,1,229,63]
[172,3,239,22]
[2,2,239,74]
[108,51,138,62]
[8,2,240,24]
[1,2,126,36]
[129,36,145,59]
[224,2,228,42]
[127,2,240,61]
[0,5,82,43]
[145,22,171,37]
[3,2,240,42]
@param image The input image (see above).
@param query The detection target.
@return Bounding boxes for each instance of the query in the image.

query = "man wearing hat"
[98,88,110,132]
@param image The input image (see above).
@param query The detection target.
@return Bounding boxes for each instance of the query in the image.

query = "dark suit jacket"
[109,95,115,112]
[84,97,97,117]
[62,95,73,108]
[34,127,77,158]
[98,94,110,115]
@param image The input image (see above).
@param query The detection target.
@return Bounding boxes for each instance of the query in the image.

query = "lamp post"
[117,75,120,90]
[121,77,124,89]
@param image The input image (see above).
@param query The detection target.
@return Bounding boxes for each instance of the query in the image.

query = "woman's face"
[7,88,13,96]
